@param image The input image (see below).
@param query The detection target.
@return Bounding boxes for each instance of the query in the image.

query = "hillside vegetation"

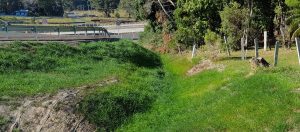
[119,50,300,131]
[0,40,299,131]
[0,40,161,98]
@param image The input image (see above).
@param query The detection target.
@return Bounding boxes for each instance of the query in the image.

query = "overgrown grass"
[1,40,299,131]
[117,49,300,131]
[0,40,161,98]
[0,116,8,131]
[79,67,167,131]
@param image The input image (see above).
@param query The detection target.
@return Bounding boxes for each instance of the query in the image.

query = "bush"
[139,24,163,48]
[204,30,223,60]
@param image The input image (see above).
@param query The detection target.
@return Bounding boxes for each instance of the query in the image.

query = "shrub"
[204,30,223,60]
[139,24,164,48]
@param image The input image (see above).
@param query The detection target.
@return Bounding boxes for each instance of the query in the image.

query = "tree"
[174,0,223,47]
[118,0,135,18]
[0,0,23,14]
[286,0,300,39]
[220,2,250,49]
[89,0,120,17]
[37,0,64,16]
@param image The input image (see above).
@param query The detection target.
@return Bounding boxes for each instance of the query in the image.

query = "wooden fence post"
[295,37,300,65]
[255,38,259,58]
[274,41,280,66]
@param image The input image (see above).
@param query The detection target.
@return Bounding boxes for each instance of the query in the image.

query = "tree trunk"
[104,9,111,17]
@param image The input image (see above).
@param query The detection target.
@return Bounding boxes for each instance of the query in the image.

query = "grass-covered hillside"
[119,50,300,131]
[0,40,299,131]
[0,40,162,98]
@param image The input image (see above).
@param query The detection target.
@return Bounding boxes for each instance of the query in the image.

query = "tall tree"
[286,0,300,39]
[174,0,223,47]
[220,2,250,49]
[0,0,23,14]
[37,0,64,16]
[118,0,135,18]
[89,0,120,17]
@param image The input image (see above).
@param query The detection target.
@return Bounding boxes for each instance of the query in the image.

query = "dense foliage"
[174,0,223,46]
[220,2,249,49]
[139,0,300,51]
[89,0,120,17]
[286,0,300,38]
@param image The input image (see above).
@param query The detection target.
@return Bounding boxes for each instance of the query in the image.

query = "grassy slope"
[1,40,299,131]
[0,40,164,131]
[0,40,161,99]
[118,49,300,131]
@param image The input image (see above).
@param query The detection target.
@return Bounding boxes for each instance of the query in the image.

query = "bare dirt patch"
[0,78,118,132]
[187,60,225,76]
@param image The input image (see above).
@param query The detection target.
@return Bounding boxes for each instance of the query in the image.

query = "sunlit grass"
[118,48,300,131]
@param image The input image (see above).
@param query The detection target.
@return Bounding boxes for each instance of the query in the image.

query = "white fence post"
[264,31,268,51]
[192,44,196,58]
[295,37,300,65]
[255,38,259,58]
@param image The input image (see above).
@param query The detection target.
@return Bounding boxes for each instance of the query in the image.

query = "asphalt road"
[40,23,145,35]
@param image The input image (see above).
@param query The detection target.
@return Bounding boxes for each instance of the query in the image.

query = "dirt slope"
[0,78,118,132]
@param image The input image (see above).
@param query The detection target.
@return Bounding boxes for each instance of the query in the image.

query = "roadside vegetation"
[0,0,299,131]
[118,49,300,131]
[0,40,299,131]
[0,40,161,98]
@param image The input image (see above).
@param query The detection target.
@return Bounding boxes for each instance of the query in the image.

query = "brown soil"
[0,78,118,132]
[187,60,225,76]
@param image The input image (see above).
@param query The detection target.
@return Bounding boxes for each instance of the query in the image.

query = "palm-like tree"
[286,0,300,39]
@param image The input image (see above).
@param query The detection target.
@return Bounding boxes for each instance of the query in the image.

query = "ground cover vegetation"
[1,40,299,131]
[0,40,167,131]
[117,49,300,131]
[0,0,299,131]
[0,40,161,98]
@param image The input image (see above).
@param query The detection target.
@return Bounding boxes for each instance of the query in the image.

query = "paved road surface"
[40,23,145,35]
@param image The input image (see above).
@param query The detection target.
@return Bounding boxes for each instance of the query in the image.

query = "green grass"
[0,40,299,131]
[0,116,8,131]
[0,40,161,98]
[0,116,7,125]
[117,49,300,131]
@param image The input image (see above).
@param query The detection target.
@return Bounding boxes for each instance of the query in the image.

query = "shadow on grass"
[218,56,253,61]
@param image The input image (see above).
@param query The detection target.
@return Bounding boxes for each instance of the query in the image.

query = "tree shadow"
[218,56,253,61]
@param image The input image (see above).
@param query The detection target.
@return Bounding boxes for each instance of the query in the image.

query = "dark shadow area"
[218,56,253,61]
